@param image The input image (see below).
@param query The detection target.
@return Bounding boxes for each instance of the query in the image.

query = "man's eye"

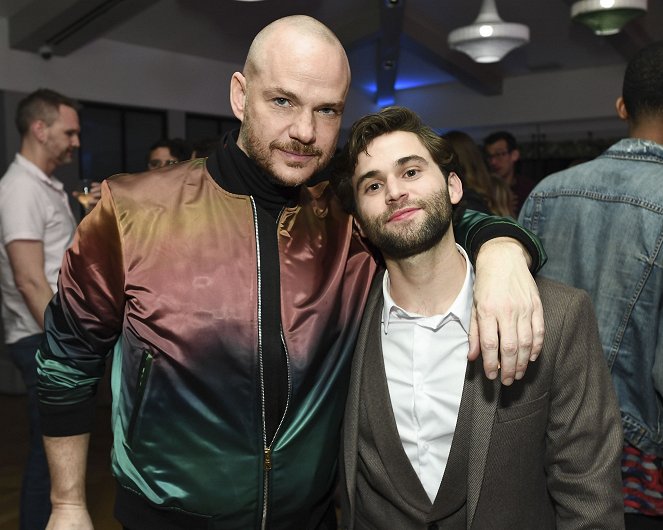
[274,98,290,107]
[365,182,382,193]
[405,169,418,178]
[318,108,338,116]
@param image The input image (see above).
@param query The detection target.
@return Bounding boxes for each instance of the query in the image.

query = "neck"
[629,120,663,145]
[20,141,55,176]
[384,230,466,316]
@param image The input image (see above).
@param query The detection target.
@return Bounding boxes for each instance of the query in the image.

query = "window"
[79,102,167,178]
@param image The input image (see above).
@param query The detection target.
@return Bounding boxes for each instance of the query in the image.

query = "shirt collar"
[14,153,65,192]
[382,244,474,334]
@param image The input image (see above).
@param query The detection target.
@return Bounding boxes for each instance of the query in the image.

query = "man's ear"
[353,216,366,238]
[510,148,521,163]
[230,72,247,122]
[447,172,463,206]
[616,96,628,121]
[31,120,47,144]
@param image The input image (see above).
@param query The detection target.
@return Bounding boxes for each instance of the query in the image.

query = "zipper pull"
[264,448,272,471]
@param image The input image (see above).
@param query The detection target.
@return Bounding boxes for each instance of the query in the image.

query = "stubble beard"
[59,149,73,164]
[357,188,453,260]
[239,109,330,188]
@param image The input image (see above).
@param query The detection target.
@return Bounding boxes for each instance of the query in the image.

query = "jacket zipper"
[127,349,153,446]
[253,201,292,530]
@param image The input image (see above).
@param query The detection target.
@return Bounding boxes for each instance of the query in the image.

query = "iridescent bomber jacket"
[36,157,545,529]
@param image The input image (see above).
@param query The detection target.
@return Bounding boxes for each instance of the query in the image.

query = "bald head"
[229,15,351,187]
[245,15,350,86]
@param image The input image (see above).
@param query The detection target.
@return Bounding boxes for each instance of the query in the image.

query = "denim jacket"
[519,138,663,456]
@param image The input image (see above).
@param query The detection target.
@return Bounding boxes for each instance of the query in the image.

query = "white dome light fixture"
[447,0,529,63]
[571,0,647,36]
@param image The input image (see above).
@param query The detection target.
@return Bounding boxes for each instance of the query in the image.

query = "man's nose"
[289,111,315,145]
[385,178,407,203]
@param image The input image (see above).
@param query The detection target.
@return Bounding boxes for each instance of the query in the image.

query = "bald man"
[37,16,546,529]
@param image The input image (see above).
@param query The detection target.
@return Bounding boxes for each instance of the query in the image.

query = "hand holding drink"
[74,179,101,215]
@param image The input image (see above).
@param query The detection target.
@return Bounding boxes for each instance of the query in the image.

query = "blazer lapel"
[465,361,501,528]
[429,363,473,521]
[343,274,384,526]
[361,298,433,512]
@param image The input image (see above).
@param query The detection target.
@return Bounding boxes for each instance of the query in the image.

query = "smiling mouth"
[387,207,420,223]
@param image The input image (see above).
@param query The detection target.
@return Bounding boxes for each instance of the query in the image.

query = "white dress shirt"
[381,244,474,502]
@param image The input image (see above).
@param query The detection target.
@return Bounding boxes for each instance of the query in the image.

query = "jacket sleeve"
[454,208,547,273]
[37,179,126,436]
[544,286,624,529]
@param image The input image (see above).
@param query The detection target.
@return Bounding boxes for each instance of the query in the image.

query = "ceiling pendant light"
[571,0,647,35]
[447,0,529,63]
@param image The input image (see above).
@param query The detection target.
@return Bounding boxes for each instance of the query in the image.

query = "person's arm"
[455,209,547,385]
[38,179,125,526]
[5,239,53,329]
[44,434,93,530]
[545,286,623,528]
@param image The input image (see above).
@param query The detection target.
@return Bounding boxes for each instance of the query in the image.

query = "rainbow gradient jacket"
[37,158,545,529]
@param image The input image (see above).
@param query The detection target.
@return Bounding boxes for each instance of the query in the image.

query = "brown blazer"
[340,274,624,530]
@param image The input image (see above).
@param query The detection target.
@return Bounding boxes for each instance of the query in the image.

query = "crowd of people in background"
[0,13,661,530]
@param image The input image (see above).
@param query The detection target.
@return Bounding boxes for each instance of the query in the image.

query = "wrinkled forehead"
[252,33,350,99]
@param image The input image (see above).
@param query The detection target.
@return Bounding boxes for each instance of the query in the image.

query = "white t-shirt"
[0,153,76,344]
[381,244,474,503]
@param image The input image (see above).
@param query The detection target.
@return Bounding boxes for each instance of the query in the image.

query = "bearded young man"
[332,106,623,529]
[38,17,546,530]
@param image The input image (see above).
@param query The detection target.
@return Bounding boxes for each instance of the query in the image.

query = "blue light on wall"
[361,73,452,106]
[377,96,396,107]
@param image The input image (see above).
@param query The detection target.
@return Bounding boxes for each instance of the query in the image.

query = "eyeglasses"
[148,159,178,169]
[485,150,511,161]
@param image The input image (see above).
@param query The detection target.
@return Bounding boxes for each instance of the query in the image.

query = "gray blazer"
[340,274,624,529]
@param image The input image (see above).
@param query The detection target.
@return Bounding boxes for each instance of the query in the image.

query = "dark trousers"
[625,513,663,529]
[8,334,51,530]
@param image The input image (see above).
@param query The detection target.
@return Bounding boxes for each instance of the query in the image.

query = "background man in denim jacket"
[519,40,663,530]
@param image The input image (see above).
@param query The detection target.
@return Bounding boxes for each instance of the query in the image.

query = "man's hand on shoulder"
[469,237,545,385]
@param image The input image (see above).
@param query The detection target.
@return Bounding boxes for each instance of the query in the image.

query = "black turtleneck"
[212,130,300,217]
[206,130,297,444]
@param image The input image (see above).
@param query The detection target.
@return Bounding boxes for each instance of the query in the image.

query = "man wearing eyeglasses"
[483,130,535,215]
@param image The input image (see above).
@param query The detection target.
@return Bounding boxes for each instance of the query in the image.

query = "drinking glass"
[76,179,93,215]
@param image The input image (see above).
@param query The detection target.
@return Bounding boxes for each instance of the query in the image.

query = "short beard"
[239,107,328,187]
[357,188,453,260]
[55,147,73,166]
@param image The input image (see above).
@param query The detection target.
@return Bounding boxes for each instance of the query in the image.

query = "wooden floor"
[0,393,119,529]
